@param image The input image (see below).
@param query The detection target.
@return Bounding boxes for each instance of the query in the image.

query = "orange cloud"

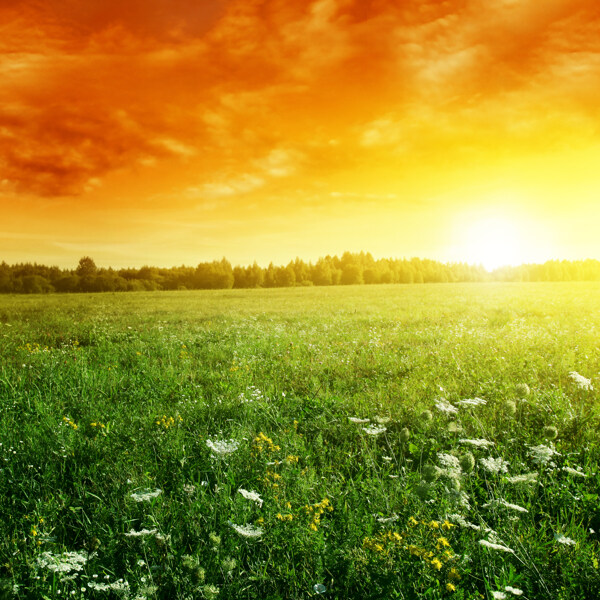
[1,0,599,202]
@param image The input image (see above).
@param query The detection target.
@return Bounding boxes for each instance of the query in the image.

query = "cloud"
[1,0,599,197]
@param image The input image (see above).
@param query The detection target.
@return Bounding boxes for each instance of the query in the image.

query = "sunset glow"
[2,0,600,268]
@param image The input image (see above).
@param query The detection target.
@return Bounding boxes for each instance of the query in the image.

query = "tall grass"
[0,283,599,599]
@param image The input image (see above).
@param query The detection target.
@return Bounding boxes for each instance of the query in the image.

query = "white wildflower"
[528,444,560,466]
[229,522,264,538]
[480,457,510,474]
[459,438,494,449]
[124,528,158,537]
[206,439,239,455]
[492,592,507,600]
[456,397,487,407]
[505,472,538,485]
[437,453,462,474]
[373,415,391,424]
[479,539,514,553]
[435,399,458,415]
[348,417,370,424]
[88,581,130,592]
[376,514,399,523]
[554,533,576,545]
[238,488,263,507]
[362,425,386,436]
[563,466,586,477]
[36,551,91,573]
[569,371,593,390]
[447,514,481,530]
[130,488,162,502]
[504,586,523,596]
[483,499,528,513]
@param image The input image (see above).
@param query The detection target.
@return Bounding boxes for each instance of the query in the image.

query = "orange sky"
[2,0,600,269]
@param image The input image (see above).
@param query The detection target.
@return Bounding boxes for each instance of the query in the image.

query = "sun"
[459,213,524,271]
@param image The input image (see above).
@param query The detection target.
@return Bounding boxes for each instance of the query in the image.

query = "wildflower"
[376,514,399,523]
[313,584,327,594]
[569,371,593,390]
[448,567,460,579]
[420,410,433,421]
[456,397,486,407]
[446,583,456,592]
[348,417,370,424]
[479,539,514,553]
[206,439,239,455]
[238,488,263,507]
[362,425,386,436]
[399,427,410,443]
[483,499,528,513]
[459,452,475,472]
[505,472,538,485]
[504,400,517,416]
[422,464,442,482]
[528,444,560,466]
[479,457,510,474]
[431,558,443,570]
[459,438,494,449]
[438,453,462,474]
[436,537,451,549]
[374,415,391,424]
[36,550,92,573]
[554,533,576,545]
[563,466,586,477]
[130,489,162,502]
[504,586,523,596]
[492,592,507,600]
[442,520,455,531]
[435,400,458,415]
[124,528,158,537]
[202,584,220,600]
[229,522,264,538]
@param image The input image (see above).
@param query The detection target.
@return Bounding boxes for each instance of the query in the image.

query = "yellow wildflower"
[431,558,443,571]
[446,583,456,592]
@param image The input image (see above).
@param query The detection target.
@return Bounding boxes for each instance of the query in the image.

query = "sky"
[2,0,600,270]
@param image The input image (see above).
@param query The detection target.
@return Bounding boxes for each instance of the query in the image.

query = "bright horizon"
[2,1,600,270]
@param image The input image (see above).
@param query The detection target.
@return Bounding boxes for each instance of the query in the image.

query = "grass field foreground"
[0,283,599,599]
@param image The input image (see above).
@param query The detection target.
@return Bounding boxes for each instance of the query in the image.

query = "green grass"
[0,283,599,599]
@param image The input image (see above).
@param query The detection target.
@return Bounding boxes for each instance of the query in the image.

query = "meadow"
[0,283,599,599]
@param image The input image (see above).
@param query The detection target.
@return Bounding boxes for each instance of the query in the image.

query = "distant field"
[1,283,599,599]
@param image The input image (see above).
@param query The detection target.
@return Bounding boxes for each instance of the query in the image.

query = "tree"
[76,257,97,278]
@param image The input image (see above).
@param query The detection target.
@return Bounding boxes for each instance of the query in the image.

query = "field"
[1,283,599,600]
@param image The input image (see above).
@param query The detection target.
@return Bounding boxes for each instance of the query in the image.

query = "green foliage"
[3,255,600,294]
[0,283,599,598]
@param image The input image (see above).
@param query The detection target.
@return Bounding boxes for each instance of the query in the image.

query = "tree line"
[1,253,600,294]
